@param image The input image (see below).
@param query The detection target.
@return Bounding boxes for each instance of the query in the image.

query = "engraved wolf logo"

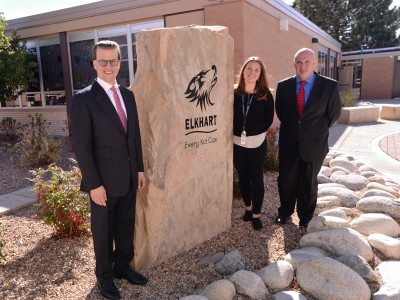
[184,65,218,111]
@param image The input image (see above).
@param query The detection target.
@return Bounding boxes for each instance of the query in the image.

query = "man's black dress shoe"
[275,216,287,224]
[114,268,148,285]
[97,280,121,300]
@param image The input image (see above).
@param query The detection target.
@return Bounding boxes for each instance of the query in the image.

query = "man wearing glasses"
[70,40,147,299]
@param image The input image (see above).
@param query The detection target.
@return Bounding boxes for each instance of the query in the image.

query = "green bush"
[265,127,279,171]
[30,160,90,238]
[14,113,62,167]
[0,222,5,262]
[340,89,356,107]
[0,117,22,141]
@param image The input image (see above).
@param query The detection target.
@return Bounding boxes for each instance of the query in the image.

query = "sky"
[0,0,399,20]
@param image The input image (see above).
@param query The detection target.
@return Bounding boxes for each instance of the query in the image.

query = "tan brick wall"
[0,107,68,136]
[361,57,396,99]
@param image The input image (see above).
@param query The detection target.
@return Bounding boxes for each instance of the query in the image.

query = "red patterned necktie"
[110,86,128,132]
[297,81,305,117]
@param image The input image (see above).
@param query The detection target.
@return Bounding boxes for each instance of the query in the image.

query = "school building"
[2,0,341,135]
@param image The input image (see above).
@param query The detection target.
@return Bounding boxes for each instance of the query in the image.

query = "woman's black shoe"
[243,210,252,222]
[252,217,263,230]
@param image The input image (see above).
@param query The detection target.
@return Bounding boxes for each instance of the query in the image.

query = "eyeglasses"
[96,59,120,67]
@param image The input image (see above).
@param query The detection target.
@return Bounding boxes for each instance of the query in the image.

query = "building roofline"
[5,0,341,49]
[343,46,400,56]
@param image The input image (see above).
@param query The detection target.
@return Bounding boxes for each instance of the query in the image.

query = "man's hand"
[90,185,107,206]
[138,172,146,190]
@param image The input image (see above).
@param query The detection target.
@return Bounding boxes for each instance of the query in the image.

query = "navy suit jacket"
[70,80,144,197]
[276,73,342,162]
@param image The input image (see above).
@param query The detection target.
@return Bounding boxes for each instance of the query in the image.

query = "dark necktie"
[110,86,128,132]
[297,81,305,117]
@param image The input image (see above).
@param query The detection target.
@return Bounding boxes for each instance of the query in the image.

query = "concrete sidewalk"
[0,185,36,216]
[329,119,400,185]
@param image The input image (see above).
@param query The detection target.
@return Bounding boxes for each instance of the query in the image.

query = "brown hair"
[235,56,271,100]
[91,40,121,66]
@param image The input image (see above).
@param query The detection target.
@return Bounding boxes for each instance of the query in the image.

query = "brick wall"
[361,57,396,99]
[0,107,68,136]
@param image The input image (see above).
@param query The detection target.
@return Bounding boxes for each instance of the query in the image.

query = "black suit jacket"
[70,80,144,197]
[276,73,341,162]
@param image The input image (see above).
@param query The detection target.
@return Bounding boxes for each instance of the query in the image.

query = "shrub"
[265,127,279,171]
[340,89,356,107]
[0,117,22,141]
[14,113,62,167]
[30,160,90,238]
[0,222,5,261]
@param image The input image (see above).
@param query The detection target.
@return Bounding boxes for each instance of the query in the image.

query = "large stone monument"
[131,26,234,268]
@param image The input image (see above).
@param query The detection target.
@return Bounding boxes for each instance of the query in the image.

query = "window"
[318,50,328,76]
[70,39,96,90]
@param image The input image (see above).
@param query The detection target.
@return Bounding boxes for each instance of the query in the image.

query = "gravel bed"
[0,138,312,299]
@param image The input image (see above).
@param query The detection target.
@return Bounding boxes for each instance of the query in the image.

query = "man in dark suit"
[70,40,147,300]
[275,48,341,227]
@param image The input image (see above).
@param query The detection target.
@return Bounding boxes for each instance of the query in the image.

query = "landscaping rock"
[198,252,224,266]
[373,284,400,300]
[334,174,369,191]
[367,233,400,259]
[215,249,245,275]
[180,296,208,300]
[319,166,332,177]
[350,213,400,237]
[307,215,350,233]
[272,291,307,300]
[317,174,332,184]
[284,247,328,270]
[201,279,236,300]
[318,183,347,190]
[367,176,386,185]
[229,270,269,299]
[300,228,373,261]
[329,158,357,173]
[330,171,347,182]
[367,182,399,197]
[257,260,294,289]
[362,189,396,199]
[319,208,347,219]
[331,166,351,174]
[336,254,378,282]
[316,196,341,209]
[357,196,400,219]
[297,257,371,300]
[358,165,377,172]
[377,261,400,286]
[318,187,361,207]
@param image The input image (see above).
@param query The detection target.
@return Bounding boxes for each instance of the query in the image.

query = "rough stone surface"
[284,247,328,270]
[359,165,377,172]
[334,174,369,191]
[297,257,371,300]
[319,208,347,219]
[336,254,378,282]
[319,166,332,177]
[317,174,332,184]
[367,182,399,197]
[201,279,236,300]
[300,228,373,261]
[330,171,347,182]
[215,249,245,275]
[272,291,307,300]
[331,166,351,174]
[363,189,397,199]
[316,196,341,209]
[373,284,400,300]
[323,156,333,166]
[377,261,400,286]
[198,252,225,266]
[307,216,350,233]
[360,171,379,178]
[350,213,400,237]
[318,187,361,207]
[357,196,400,219]
[318,183,347,190]
[132,25,234,268]
[367,234,400,259]
[229,270,269,299]
[368,176,386,185]
[257,260,294,289]
[329,158,357,172]
[180,296,208,300]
